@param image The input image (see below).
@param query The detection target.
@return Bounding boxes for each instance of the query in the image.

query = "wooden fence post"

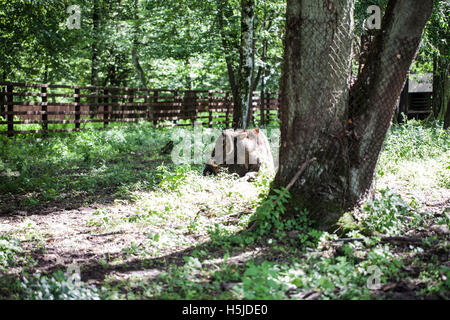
[277,93,281,122]
[225,92,230,128]
[260,90,265,127]
[208,91,213,128]
[42,86,48,136]
[266,92,271,124]
[7,85,14,137]
[104,89,109,127]
[75,88,80,130]
[121,88,125,120]
[129,89,136,123]
[192,91,198,127]
[0,85,5,119]
[152,91,158,127]
[249,93,254,126]
[173,90,178,125]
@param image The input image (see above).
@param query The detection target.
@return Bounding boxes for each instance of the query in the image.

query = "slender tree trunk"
[260,14,270,127]
[273,0,433,230]
[217,7,239,108]
[91,0,99,86]
[444,99,450,129]
[184,58,193,90]
[91,0,100,117]
[233,0,255,129]
[0,72,6,118]
[433,54,449,122]
[43,64,48,83]
[132,0,147,89]
[132,46,147,87]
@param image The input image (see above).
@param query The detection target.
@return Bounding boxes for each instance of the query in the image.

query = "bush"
[357,189,424,235]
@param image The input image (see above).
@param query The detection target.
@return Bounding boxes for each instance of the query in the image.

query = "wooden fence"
[0,82,280,137]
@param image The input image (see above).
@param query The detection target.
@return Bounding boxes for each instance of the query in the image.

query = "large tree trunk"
[273,0,433,230]
[233,0,255,129]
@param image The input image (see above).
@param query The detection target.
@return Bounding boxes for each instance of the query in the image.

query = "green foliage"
[251,188,313,239]
[379,120,449,163]
[357,189,423,235]
[377,120,449,190]
[21,270,101,300]
[232,242,405,300]
[252,188,291,234]
[146,256,221,299]
[0,236,22,271]
[0,123,169,205]
[233,261,289,299]
[155,164,191,192]
[412,0,449,74]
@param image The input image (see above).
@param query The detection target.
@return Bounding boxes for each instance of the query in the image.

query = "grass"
[0,119,448,300]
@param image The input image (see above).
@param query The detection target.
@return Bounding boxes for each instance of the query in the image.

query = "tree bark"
[349,0,433,203]
[273,0,433,230]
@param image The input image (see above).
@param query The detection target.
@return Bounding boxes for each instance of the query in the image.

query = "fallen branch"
[286,158,318,191]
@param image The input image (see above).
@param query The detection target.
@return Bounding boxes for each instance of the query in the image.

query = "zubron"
[182,305,216,318]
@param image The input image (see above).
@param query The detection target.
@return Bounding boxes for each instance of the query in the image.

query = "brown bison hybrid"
[203,128,275,178]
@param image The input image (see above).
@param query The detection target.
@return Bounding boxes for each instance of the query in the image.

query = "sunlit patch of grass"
[376,120,450,203]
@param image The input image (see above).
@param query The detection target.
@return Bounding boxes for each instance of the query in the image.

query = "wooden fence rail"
[0,82,280,137]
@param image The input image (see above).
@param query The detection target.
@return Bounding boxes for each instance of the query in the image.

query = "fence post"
[7,85,13,137]
[129,89,136,123]
[260,90,265,127]
[208,91,213,128]
[75,88,80,131]
[120,88,125,120]
[193,91,198,125]
[152,91,158,127]
[266,92,271,124]
[42,86,48,136]
[277,93,281,122]
[225,92,230,128]
[104,89,109,127]
[249,93,254,126]
[173,90,178,125]
[0,85,5,119]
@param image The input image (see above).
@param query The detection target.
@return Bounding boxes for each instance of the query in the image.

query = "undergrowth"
[0,120,448,300]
